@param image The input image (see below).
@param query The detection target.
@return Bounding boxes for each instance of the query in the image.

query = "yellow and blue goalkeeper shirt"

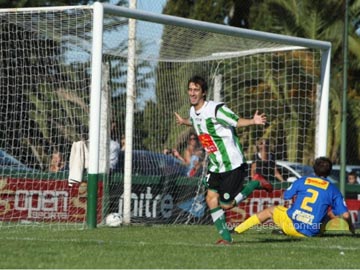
[189,101,246,173]
[284,176,349,236]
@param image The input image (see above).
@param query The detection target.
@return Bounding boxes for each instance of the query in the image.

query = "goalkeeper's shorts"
[273,206,305,237]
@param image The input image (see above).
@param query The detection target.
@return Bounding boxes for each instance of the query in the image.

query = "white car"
[275,161,315,182]
[246,160,337,183]
[0,149,32,171]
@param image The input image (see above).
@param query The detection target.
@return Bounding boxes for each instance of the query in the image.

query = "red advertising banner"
[344,199,360,225]
[0,176,358,226]
[225,190,286,226]
[0,177,103,223]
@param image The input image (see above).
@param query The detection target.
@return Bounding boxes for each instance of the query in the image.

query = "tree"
[150,0,242,153]
[249,0,360,163]
[0,0,152,169]
[155,0,360,164]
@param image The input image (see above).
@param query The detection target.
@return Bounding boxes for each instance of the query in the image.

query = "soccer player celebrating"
[175,75,272,244]
[234,156,355,237]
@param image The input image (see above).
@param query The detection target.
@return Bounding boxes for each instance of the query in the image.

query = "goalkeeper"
[175,75,273,245]
[234,156,355,237]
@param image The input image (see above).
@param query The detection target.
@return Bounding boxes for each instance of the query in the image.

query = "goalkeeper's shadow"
[234,238,303,244]
[234,233,360,244]
[319,232,359,238]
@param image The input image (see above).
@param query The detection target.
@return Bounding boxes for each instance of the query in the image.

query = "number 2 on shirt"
[300,189,319,212]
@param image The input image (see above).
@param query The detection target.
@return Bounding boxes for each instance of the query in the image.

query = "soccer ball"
[105,213,122,227]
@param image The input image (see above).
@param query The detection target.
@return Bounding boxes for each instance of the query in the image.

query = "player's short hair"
[188,75,208,94]
[313,156,332,177]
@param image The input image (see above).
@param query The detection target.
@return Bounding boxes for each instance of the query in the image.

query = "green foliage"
[0,225,358,269]
[160,0,360,163]
[0,2,151,167]
[2,0,360,164]
[248,0,360,163]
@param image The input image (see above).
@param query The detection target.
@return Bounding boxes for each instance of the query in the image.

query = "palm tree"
[248,0,360,164]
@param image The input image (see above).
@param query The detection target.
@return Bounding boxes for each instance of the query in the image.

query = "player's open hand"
[253,110,266,125]
[174,112,184,125]
[174,112,192,126]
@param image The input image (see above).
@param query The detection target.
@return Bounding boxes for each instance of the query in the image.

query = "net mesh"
[0,5,323,227]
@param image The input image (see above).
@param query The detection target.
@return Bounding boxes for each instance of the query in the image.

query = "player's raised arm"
[236,110,266,128]
[174,112,192,126]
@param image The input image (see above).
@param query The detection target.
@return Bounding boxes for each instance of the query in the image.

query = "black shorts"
[206,163,248,204]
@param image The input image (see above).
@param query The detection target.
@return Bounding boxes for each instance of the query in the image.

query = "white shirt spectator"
[109,139,121,170]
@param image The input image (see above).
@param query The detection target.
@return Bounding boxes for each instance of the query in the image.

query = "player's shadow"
[260,238,303,243]
[235,230,304,244]
[234,238,302,244]
[319,232,359,238]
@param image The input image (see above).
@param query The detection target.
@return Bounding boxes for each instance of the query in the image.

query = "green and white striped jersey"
[189,101,246,173]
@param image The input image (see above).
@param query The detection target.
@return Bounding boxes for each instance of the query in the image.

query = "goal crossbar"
[102,3,331,51]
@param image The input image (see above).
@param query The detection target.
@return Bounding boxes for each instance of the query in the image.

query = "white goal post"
[0,2,330,228]
[98,2,331,225]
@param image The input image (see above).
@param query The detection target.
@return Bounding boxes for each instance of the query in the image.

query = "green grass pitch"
[0,225,358,269]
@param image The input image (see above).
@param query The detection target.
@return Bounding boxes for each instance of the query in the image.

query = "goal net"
[0,3,330,228]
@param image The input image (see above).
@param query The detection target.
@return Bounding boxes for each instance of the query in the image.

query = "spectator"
[235,156,355,237]
[251,138,284,183]
[172,133,205,176]
[347,171,358,185]
[109,122,121,170]
[109,139,121,170]
[172,133,200,165]
[49,150,67,172]
[188,148,206,177]
[163,147,172,155]
[120,135,126,151]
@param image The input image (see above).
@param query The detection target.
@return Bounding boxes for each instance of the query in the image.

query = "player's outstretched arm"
[174,112,192,126]
[236,110,266,128]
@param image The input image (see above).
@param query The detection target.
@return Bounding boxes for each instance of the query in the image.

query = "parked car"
[274,161,316,182]
[246,160,337,183]
[0,149,32,171]
[108,150,190,215]
[329,165,360,184]
[114,150,189,177]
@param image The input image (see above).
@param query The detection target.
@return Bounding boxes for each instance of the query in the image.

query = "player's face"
[188,82,205,109]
